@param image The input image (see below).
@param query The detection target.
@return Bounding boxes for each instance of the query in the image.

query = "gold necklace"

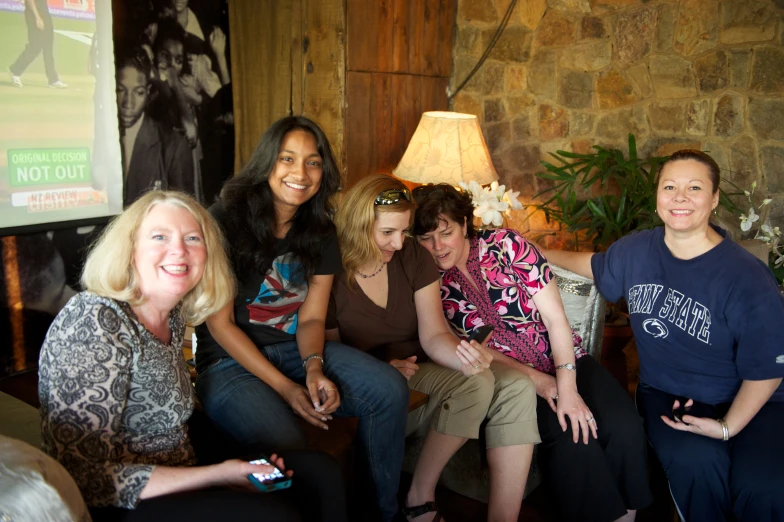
[357,262,385,279]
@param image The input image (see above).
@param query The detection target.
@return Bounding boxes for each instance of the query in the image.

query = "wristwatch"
[555,363,576,371]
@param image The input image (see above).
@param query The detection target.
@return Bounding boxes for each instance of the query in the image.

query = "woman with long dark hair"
[194,116,409,522]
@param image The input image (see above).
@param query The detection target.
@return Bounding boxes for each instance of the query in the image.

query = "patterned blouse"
[439,228,586,375]
[39,292,196,509]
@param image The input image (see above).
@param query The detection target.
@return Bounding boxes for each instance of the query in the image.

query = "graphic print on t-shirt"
[628,283,711,344]
[246,253,307,334]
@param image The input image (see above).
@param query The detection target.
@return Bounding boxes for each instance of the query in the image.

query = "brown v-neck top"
[327,239,439,362]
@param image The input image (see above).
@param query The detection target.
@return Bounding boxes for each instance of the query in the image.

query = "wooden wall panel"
[229,0,454,188]
[302,0,346,179]
[345,72,449,187]
[229,0,296,171]
[346,0,456,76]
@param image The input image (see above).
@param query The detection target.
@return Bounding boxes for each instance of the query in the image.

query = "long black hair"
[219,116,341,282]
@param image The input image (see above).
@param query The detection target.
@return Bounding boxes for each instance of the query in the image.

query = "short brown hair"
[412,184,476,238]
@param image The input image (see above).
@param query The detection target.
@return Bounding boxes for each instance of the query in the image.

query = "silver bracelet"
[717,418,729,441]
[555,363,576,371]
[302,354,324,373]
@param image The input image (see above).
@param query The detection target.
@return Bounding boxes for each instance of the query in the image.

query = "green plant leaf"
[529,135,737,249]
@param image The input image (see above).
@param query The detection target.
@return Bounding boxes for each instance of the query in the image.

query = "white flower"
[763,199,772,206]
[740,207,759,232]
[459,181,524,226]
[458,180,483,201]
[474,191,508,226]
[503,189,523,211]
[489,181,506,201]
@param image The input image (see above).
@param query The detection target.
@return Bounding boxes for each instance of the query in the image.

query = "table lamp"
[392,111,498,186]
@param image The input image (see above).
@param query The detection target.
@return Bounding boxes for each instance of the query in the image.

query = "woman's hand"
[456,339,493,377]
[556,387,598,444]
[305,369,341,415]
[660,398,725,439]
[532,372,559,412]
[280,381,332,430]
[216,454,293,490]
[390,356,419,380]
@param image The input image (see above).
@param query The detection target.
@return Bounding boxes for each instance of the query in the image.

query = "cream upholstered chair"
[0,392,91,522]
[401,264,607,503]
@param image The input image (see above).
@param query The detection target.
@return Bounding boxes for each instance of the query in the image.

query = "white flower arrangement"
[459,180,524,227]
[739,181,783,268]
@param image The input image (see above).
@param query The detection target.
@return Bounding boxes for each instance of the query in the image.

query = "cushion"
[0,434,91,522]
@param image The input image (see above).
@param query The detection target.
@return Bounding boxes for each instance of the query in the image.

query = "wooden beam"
[229,0,295,171]
[302,0,346,182]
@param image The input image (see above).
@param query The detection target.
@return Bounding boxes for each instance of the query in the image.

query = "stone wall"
[451,0,784,249]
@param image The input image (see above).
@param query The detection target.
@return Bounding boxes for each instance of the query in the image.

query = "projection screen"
[0,0,122,235]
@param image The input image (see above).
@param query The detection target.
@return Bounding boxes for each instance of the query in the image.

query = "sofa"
[401,264,607,503]
[0,266,606,514]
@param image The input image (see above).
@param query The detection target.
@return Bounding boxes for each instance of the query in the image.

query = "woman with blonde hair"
[39,190,346,522]
[327,174,538,522]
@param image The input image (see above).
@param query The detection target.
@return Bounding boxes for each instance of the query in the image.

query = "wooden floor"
[397,458,675,522]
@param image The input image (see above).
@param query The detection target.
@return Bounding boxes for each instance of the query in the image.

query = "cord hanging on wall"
[447,0,519,103]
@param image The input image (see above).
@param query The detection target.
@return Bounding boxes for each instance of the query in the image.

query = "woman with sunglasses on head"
[543,150,784,522]
[413,184,652,522]
[328,174,538,522]
[193,117,408,522]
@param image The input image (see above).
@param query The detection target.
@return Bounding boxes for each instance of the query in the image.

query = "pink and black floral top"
[439,228,586,375]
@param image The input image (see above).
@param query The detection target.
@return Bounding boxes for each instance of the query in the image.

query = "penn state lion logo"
[643,318,669,339]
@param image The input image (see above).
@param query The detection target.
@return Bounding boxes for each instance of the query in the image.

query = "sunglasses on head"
[412,184,463,204]
[374,188,411,206]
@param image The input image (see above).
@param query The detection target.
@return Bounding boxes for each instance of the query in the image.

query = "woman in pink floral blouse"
[413,184,651,522]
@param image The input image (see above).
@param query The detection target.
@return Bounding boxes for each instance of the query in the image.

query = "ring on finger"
[472,364,479,369]
[587,416,595,422]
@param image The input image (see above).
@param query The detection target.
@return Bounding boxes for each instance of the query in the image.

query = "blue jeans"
[195,341,409,522]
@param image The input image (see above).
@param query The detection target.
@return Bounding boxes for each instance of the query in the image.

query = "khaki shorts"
[406,360,540,448]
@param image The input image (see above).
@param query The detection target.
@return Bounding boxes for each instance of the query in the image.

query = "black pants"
[89,450,347,522]
[637,382,784,522]
[9,5,58,83]
[536,356,652,522]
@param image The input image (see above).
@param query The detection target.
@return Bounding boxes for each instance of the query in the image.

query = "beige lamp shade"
[393,111,499,186]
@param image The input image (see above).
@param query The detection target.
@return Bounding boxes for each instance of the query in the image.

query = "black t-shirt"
[195,203,342,373]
